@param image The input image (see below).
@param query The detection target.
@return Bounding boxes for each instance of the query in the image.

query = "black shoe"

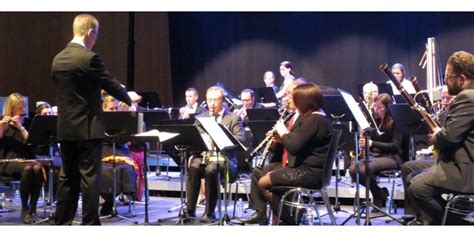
[29,212,41,223]
[21,208,32,224]
[243,211,268,225]
[408,219,424,225]
[201,212,215,221]
[400,215,416,225]
[100,204,113,216]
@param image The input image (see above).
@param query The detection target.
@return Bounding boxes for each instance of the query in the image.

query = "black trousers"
[186,157,233,216]
[401,159,434,215]
[248,162,281,212]
[349,157,398,207]
[55,140,102,225]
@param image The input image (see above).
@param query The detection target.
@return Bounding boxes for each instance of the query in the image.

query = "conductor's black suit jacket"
[52,43,131,141]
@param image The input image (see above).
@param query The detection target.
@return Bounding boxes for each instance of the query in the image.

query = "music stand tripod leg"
[34,141,56,225]
[158,147,201,225]
[100,140,138,224]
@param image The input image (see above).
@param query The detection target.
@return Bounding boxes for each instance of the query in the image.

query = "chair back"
[320,128,342,189]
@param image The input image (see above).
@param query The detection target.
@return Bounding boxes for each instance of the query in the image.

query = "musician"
[35,101,52,116]
[407,51,474,225]
[179,87,207,120]
[263,71,278,94]
[275,61,295,101]
[256,82,333,225]
[362,81,379,111]
[0,93,44,224]
[243,78,307,225]
[186,86,245,220]
[386,63,416,95]
[99,96,138,216]
[234,89,264,122]
[349,93,403,209]
[400,85,454,224]
[52,14,133,225]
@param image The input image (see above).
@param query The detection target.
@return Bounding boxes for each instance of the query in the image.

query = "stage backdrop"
[168,12,474,106]
[0,12,172,112]
[2,12,474,111]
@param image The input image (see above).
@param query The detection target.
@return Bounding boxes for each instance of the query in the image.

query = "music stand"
[154,124,208,225]
[195,115,245,226]
[137,91,162,110]
[246,108,279,121]
[388,104,429,161]
[142,111,172,180]
[25,115,57,224]
[100,112,142,224]
[321,94,358,214]
[131,129,178,225]
[356,83,393,99]
[337,89,403,225]
[250,87,278,104]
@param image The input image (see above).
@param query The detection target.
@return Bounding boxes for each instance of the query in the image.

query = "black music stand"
[101,112,141,224]
[137,91,162,110]
[251,87,278,104]
[142,111,172,180]
[154,124,208,225]
[25,115,57,224]
[321,94,357,214]
[388,104,430,161]
[195,116,245,226]
[246,108,279,121]
[356,83,393,99]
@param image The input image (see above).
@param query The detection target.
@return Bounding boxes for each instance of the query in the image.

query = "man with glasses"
[407,51,474,225]
[185,86,245,221]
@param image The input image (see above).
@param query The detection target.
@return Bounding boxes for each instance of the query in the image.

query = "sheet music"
[134,129,178,142]
[338,89,381,135]
[195,115,235,151]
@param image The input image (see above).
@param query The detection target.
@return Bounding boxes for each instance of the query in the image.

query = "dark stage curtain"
[168,12,474,106]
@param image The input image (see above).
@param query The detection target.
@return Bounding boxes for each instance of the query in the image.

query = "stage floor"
[0,172,406,226]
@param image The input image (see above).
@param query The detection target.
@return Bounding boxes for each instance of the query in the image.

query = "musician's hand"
[9,115,23,130]
[0,116,10,128]
[274,120,289,137]
[428,127,442,143]
[127,91,143,104]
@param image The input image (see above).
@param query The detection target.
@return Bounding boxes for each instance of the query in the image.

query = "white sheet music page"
[195,115,235,151]
[338,88,381,135]
[134,129,178,142]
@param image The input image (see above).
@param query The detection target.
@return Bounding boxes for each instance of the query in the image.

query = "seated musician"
[234,88,264,123]
[185,86,246,220]
[242,78,307,225]
[179,87,207,120]
[407,51,474,225]
[362,81,379,111]
[255,82,333,225]
[400,85,454,224]
[99,96,140,215]
[0,93,45,224]
[349,93,403,210]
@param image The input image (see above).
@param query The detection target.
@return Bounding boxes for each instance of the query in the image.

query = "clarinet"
[255,109,294,169]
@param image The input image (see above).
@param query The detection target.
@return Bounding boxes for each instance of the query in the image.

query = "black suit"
[186,110,245,218]
[407,83,474,225]
[52,42,131,225]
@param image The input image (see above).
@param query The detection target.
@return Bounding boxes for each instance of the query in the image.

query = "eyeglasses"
[445,74,459,81]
